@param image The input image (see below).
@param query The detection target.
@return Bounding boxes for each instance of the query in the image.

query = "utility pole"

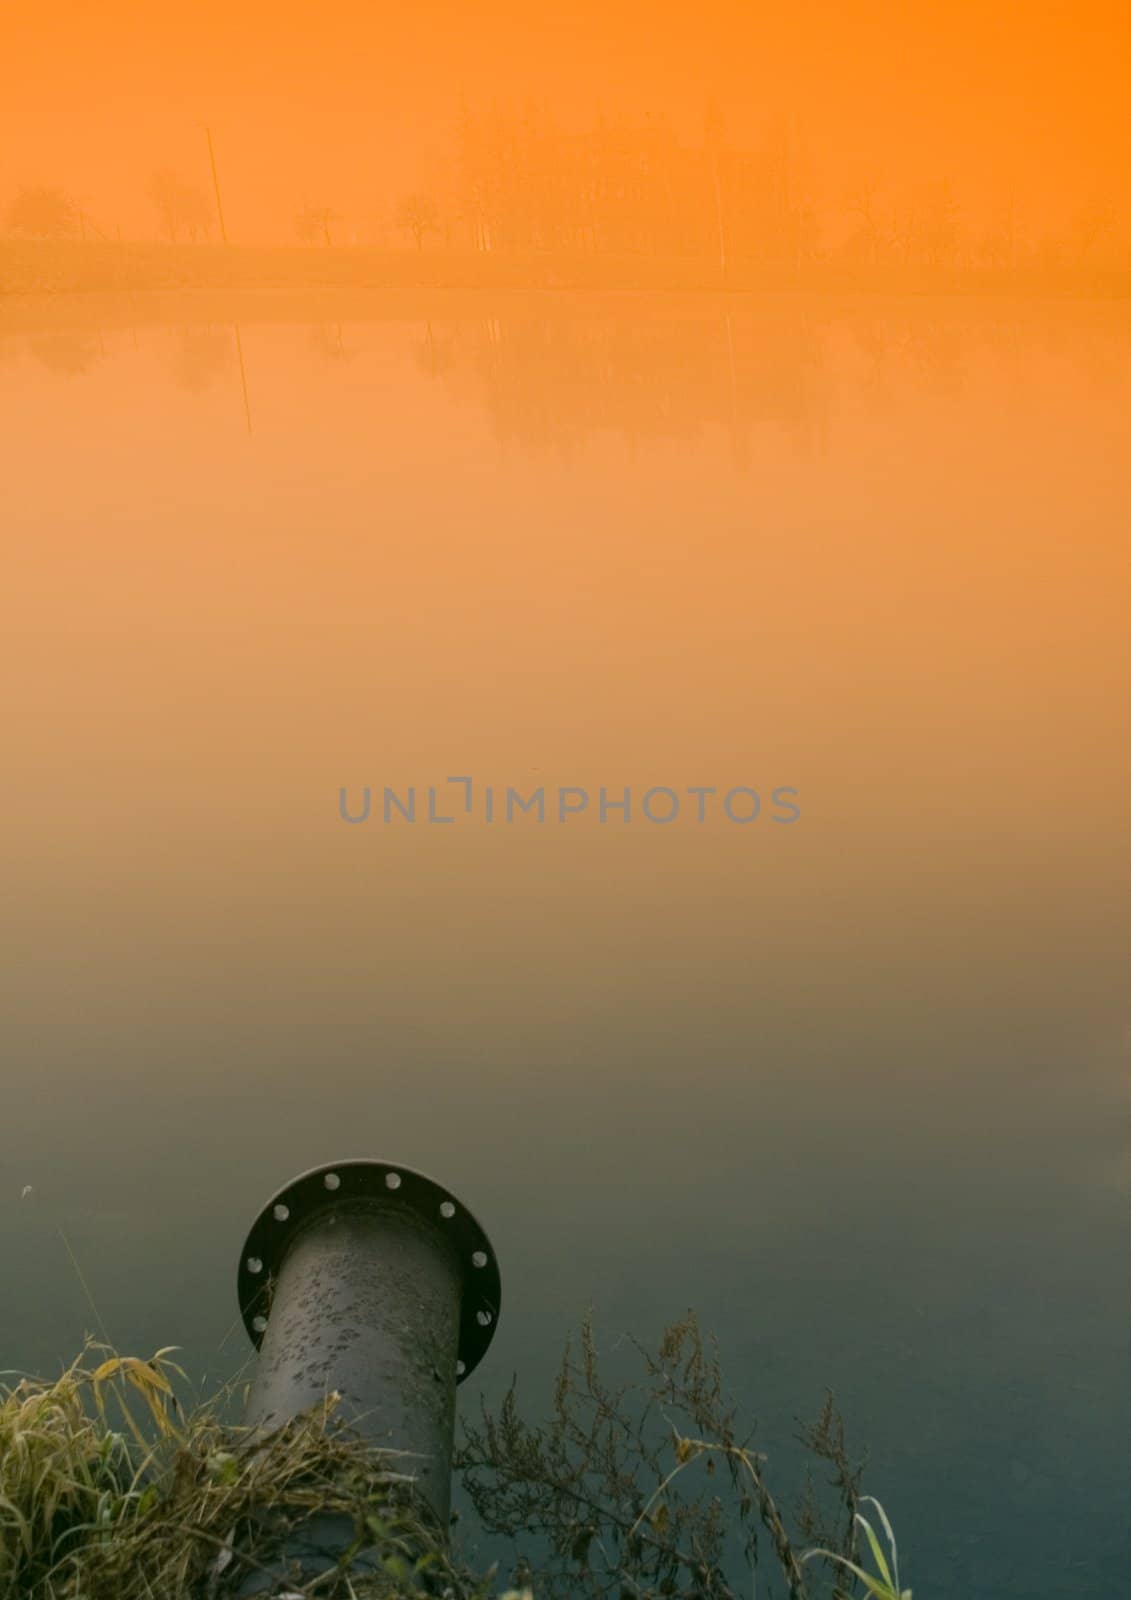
[705,100,727,281]
[205,125,228,243]
[233,325,253,435]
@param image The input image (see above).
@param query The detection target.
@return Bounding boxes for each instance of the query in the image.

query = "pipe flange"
[237,1159,501,1382]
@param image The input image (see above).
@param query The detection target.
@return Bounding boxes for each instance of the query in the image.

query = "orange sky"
[2,1,1129,240]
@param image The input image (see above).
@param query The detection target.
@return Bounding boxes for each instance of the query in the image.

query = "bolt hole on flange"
[237,1160,501,1382]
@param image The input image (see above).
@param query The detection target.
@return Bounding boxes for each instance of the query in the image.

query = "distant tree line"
[438,108,1121,275]
[4,171,215,244]
[3,107,1123,278]
[445,107,816,270]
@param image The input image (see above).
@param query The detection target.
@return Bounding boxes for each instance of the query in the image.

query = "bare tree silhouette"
[148,170,213,243]
[1072,200,1115,261]
[396,192,441,251]
[918,178,960,270]
[294,204,337,245]
[846,181,883,269]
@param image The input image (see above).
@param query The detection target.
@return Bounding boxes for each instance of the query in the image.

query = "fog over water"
[2,289,1128,1598]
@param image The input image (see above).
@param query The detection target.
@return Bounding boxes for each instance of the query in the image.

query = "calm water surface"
[1,290,1128,1597]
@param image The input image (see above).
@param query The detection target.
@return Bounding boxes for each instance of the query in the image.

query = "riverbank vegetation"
[0,1315,908,1600]
[2,237,1128,299]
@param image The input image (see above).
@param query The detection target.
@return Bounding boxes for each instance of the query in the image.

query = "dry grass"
[2,1323,910,1600]
[0,1345,492,1600]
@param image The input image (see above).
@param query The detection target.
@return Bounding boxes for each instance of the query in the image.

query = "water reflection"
[411,304,829,455]
[3,292,1120,460]
[309,322,350,362]
[412,319,454,379]
[0,289,1127,1600]
[168,324,233,391]
[29,330,104,375]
